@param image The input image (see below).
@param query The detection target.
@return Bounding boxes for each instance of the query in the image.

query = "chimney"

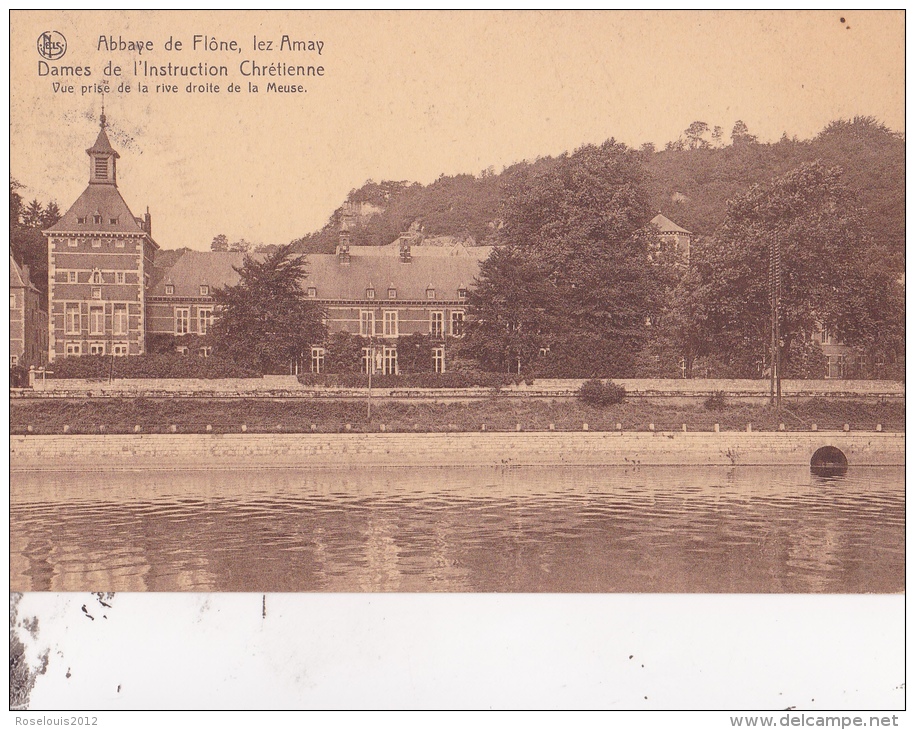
[144,207,152,236]
[338,215,352,265]
[399,236,412,263]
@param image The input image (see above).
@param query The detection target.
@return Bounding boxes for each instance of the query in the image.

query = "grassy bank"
[10,397,904,435]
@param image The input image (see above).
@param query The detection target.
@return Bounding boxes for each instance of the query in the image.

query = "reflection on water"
[10,466,904,593]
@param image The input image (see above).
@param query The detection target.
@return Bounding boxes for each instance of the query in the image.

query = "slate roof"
[46,184,147,235]
[87,125,119,157]
[149,251,248,296]
[651,213,691,235]
[10,254,39,293]
[149,247,493,300]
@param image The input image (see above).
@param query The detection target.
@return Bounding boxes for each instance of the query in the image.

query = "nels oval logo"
[37,31,67,60]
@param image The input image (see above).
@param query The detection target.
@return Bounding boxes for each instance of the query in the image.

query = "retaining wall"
[10,431,904,471]
[19,377,905,401]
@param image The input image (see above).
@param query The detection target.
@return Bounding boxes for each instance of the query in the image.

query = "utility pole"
[366,336,373,420]
[768,232,782,409]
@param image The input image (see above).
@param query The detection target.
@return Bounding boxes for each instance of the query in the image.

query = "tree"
[22,199,43,227]
[397,333,433,373]
[694,162,903,376]
[39,201,61,229]
[730,120,758,146]
[324,332,365,373]
[10,178,23,226]
[211,244,326,373]
[211,234,229,252]
[463,140,657,377]
[684,121,711,150]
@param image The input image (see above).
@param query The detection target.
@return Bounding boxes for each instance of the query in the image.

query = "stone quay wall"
[10,431,904,471]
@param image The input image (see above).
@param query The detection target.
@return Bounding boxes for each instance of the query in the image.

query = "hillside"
[290,117,904,272]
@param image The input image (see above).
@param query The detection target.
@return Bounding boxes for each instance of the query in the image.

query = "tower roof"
[650,213,691,235]
[45,184,146,235]
[86,113,119,158]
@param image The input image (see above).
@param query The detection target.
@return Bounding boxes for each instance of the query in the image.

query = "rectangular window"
[199,347,212,358]
[366,288,376,300]
[165,285,175,295]
[382,346,398,375]
[820,328,829,345]
[360,310,375,337]
[9,293,15,309]
[388,288,397,299]
[113,304,129,335]
[89,342,105,356]
[383,310,398,337]
[311,346,325,374]
[112,343,129,357]
[433,346,445,373]
[451,311,465,337]
[175,308,190,335]
[68,271,78,283]
[200,285,209,296]
[362,346,374,375]
[426,288,436,300]
[76,218,86,225]
[198,308,213,335]
[65,342,81,356]
[91,287,102,300]
[116,272,125,284]
[89,306,105,335]
[65,304,80,334]
[430,311,444,338]
[307,287,317,298]
[109,217,118,225]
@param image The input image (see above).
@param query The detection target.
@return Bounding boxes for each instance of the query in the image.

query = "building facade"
[145,238,487,374]
[44,113,158,362]
[9,254,48,369]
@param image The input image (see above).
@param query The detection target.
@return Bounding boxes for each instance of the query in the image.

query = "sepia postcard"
[8,10,905,712]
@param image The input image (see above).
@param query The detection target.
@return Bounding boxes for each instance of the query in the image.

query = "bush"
[578,379,625,406]
[703,391,729,411]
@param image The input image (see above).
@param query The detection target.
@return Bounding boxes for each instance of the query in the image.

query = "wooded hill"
[290,117,904,273]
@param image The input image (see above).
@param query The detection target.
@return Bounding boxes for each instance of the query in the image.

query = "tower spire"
[87,103,118,185]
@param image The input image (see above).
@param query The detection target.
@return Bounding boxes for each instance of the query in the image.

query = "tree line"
[204,138,902,382]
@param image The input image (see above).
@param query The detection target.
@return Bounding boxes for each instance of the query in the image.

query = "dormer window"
[458,288,468,299]
[200,285,209,296]
[426,287,436,300]
[109,217,118,225]
[366,287,376,300]
[93,215,102,225]
[77,216,86,224]
[92,271,102,284]
[307,286,317,298]
[388,287,397,299]
[165,284,175,295]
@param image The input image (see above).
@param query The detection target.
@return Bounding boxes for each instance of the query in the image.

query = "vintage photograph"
[9,10,904,710]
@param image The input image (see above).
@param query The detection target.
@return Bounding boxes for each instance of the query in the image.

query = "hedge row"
[50,355,259,379]
[296,372,532,389]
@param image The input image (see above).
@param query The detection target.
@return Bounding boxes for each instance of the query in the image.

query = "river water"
[10,465,904,593]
